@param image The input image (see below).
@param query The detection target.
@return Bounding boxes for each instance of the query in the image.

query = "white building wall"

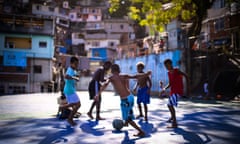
[32,4,69,19]
[72,33,85,45]
[87,15,102,22]
[167,20,180,49]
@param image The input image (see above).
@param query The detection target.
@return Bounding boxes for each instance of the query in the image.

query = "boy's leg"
[68,102,80,126]
[166,94,178,127]
[144,104,148,121]
[167,105,177,128]
[87,101,96,119]
[128,120,145,137]
[136,103,143,118]
[67,108,76,126]
[87,81,96,119]
[96,95,105,120]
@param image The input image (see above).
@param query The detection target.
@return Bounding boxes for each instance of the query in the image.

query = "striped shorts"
[167,93,180,107]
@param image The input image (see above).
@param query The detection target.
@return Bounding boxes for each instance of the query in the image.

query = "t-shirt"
[168,68,183,96]
[64,67,77,95]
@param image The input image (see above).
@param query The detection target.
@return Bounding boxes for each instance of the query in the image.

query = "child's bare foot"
[123,122,128,127]
[166,118,173,123]
[76,112,82,117]
[144,116,148,122]
[136,115,143,119]
[96,116,105,120]
[133,131,145,137]
[67,119,77,126]
[167,123,178,128]
[87,112,93,119]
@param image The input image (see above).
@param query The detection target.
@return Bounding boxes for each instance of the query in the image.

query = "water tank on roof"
[63,1,69,8]
[230,2,239,15]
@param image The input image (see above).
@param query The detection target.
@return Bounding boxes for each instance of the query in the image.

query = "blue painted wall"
[0,34,54,59]
[91,47,108,61]
[115,50,183,92]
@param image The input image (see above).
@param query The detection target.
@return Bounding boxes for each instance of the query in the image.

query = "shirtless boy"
[95,64,151,137]
[133,62,152,121]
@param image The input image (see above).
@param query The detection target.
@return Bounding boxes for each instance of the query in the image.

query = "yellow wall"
[6,37,31,49]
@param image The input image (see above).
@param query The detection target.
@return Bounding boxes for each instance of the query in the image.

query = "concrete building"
[0,14,56,94]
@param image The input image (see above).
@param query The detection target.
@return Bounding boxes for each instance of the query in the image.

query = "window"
[34,65,42,73]
[5,37,31,49]
[95,23,100,29]
[39,41,47,48]
[5,42,15,48]
[120,24,124,29]
[109,42,115,47]
[82,8,88,13]
[77,13,82,18]
[36,5,41,10]
[214,18,224,32]
[212,0,225,9]
[70,14,75,19]
[92,41,100,47]
[78,33,84,39]
[16,66,26,72]
[49,7,54,12]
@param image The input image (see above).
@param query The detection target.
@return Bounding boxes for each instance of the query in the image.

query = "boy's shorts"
[120,94,135,121]
[88,80,100,100]
[65,93,80,104]
[167,93,180,107]
[137,86,150,104]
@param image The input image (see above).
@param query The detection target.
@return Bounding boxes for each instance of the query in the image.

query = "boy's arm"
[64,68,80,81]
[65,74,79,81]
[178,70,189,80]
[179,70,190,95]
[148,76,152,88]
[163,83,170,91]
[95,79,110,101]
[133,81,139,92]
[127,71,152,79]
[159,83,170,97]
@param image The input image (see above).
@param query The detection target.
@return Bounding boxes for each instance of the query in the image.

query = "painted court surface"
[0,92,239,144]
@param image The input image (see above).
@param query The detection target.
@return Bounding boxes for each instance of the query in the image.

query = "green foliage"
[109,0,197,32]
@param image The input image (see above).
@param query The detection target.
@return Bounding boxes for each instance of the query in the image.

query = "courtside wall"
[114,50,184,93]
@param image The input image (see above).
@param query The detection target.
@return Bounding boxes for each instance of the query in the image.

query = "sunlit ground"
[0,91,239,144]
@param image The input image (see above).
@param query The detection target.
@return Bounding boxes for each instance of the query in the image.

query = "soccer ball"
[112,119,124,130]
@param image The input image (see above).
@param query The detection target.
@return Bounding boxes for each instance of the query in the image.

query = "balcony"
[0,14,55,36]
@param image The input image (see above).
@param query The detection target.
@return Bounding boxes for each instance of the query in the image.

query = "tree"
[109,0,215,37]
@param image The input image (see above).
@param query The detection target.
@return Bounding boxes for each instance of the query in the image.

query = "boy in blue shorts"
[63,56,81,126]
[133,62,152,122]
[95,64,151,137]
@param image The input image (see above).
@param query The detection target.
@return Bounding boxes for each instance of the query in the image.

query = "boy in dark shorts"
[87,61,112,120]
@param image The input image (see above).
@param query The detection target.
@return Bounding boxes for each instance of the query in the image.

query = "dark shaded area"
[213,70,240,100]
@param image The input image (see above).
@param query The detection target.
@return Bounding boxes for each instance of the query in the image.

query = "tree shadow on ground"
[172,127,211,144]
[0,118,75,144]
[120,130,149,144]
[138,119,157,137]
[179,108,240,144]
[79,119,104,136]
